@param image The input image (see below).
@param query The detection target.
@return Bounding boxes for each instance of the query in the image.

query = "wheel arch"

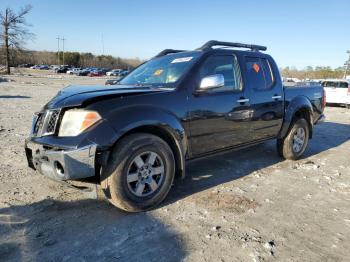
[109,123,187,180]
[278,96,314,139]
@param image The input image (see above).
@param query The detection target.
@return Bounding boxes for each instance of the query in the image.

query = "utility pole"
[344,50,350,79]
[101,34,105,55]
[62,37,66,65]
[56,36,60,65]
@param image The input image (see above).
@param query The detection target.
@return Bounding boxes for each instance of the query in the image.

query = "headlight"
[58,109,101,137]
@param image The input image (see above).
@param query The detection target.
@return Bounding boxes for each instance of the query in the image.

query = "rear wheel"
[101,133,175,212]
[277,118,309,160]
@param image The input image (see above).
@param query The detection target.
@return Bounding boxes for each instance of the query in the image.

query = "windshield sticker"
[153,69,164,76]
[171,57,193,63]
[252,63,260,73]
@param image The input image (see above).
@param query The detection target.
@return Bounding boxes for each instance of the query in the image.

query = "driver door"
[187,54,253,156]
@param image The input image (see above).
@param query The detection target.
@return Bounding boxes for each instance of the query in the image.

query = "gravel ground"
[0,70,349,262]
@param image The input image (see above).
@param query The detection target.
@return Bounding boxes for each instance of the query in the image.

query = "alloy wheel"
[126,151,165,197]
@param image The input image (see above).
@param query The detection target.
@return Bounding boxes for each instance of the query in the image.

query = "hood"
[43,84,171,109]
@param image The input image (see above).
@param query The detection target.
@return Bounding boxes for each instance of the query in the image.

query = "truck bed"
[284,83,325,123]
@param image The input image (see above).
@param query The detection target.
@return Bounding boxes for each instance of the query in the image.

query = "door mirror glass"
[199,74,225,91]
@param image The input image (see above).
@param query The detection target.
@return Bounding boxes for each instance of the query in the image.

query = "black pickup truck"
[25,41,325,212]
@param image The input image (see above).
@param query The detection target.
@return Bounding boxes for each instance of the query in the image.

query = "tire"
[101,133,175,212]
[277,118,309,160]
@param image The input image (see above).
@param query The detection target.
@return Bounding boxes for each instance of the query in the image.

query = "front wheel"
[101,133,175,212]
[277,118,310,160]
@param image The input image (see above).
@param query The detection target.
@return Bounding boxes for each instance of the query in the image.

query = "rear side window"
[322,81,349,88]
[339,82,349,88]
[245,57,275,90]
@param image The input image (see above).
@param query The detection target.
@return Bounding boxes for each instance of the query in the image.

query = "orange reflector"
[81,112,100,131]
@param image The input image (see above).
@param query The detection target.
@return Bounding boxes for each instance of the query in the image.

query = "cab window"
[199,55,242,92]
[245,57,275,90]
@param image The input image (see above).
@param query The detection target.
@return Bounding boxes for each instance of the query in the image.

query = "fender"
[278,95,314,139]
[104,105,188,178]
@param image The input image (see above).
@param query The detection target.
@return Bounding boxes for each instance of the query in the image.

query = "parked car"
[88,69,106,77]
[107,69,129,77]
[39,65,50,70]
[66,68,81,75]
[30,65,41,69]
[25,40,325,212]
[50,65,61,70]
[55,66,70,74]
[283,77,301,83]
[77,68,91,76]
[321,79,350,108]
[106,69,122,76]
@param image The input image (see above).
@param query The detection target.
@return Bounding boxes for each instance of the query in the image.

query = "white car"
[283,77,301,83]
[106,69,123,76]
[322,79,350,108]
[66,68,81,75]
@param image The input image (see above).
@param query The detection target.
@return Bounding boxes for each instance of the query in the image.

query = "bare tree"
[0,5,33,74]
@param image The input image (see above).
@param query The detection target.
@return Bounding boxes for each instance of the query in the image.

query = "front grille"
[46,110,60,134]
[32,109,60,137]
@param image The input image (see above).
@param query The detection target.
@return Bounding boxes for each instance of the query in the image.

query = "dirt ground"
[0,69,349,262]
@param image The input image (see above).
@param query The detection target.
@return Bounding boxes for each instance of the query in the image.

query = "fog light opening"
[54,161,65,177]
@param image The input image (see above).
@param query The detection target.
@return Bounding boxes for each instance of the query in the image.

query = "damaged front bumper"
[25,140,96,181]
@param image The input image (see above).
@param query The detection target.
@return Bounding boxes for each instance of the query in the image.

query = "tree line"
[280,66,346,80]
[5,49,143,69]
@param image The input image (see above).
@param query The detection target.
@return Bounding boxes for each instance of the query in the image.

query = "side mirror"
[198,74,225,91]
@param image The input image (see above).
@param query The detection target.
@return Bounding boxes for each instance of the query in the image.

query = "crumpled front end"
[25,140,97,181]
[24,103,117,181]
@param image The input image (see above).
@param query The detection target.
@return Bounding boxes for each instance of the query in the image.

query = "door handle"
[272,95,282,100]
[237,98,249,103]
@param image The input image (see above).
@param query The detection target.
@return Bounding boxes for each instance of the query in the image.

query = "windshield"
[119,52,200,87]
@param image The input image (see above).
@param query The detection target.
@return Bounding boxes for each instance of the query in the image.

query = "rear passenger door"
[244,56,284,141]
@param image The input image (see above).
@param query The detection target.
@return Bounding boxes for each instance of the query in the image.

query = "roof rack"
[197,40,267,52]
[154,49,186,58]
